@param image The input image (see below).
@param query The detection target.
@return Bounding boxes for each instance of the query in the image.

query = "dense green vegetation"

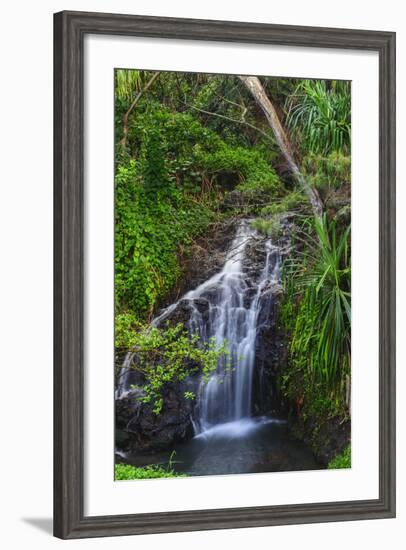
[115,105,281,319]
[276,84,351,460]
[114,70,351,474]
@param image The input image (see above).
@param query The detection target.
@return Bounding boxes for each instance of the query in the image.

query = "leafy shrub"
[127,105,281,197]
[197,142,280,193]
[122,323,229,414]
[115,156,213,318]
[115,311,141,349]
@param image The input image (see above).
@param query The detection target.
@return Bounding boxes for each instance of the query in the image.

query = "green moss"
[328,446,351,469]
[115,463,186,480]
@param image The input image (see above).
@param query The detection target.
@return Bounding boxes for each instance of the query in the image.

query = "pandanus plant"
[286,79,351,156]
[286,215,351,388]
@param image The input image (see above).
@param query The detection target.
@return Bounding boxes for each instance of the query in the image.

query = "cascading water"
[137,220,282,436]
[182,221,280,434]
[115,352,137,400]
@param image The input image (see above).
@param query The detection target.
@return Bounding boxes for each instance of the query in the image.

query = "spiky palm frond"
[286,80,351,156]
[288,215,351,387]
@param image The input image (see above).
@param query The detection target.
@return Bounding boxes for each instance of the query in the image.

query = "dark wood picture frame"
[54,10,396,539]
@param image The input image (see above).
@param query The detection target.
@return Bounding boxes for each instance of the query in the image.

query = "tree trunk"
[238,75,323,218]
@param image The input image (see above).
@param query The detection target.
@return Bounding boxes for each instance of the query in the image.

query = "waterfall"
[182,221,281,433]
[115,352,135,399]
[116,220,281,436]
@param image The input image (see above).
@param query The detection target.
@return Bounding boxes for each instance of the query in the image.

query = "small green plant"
[184,391,196,400]
[115,311,141,349]
[328,446,351,469]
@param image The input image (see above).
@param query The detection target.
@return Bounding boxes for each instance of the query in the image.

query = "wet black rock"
[156,297,211,329]
[289,413,351,467]
[160,299,194,327]
[116,379,197,453]
[156,219,237,311]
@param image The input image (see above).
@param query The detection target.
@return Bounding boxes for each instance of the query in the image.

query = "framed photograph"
[54,10,396,539]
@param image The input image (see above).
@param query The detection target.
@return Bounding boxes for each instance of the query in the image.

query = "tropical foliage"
[114,69,352,475]
[291,216,350,386]
[287,79,351,155]
[115,69,142,102]
[280,215,351,421]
